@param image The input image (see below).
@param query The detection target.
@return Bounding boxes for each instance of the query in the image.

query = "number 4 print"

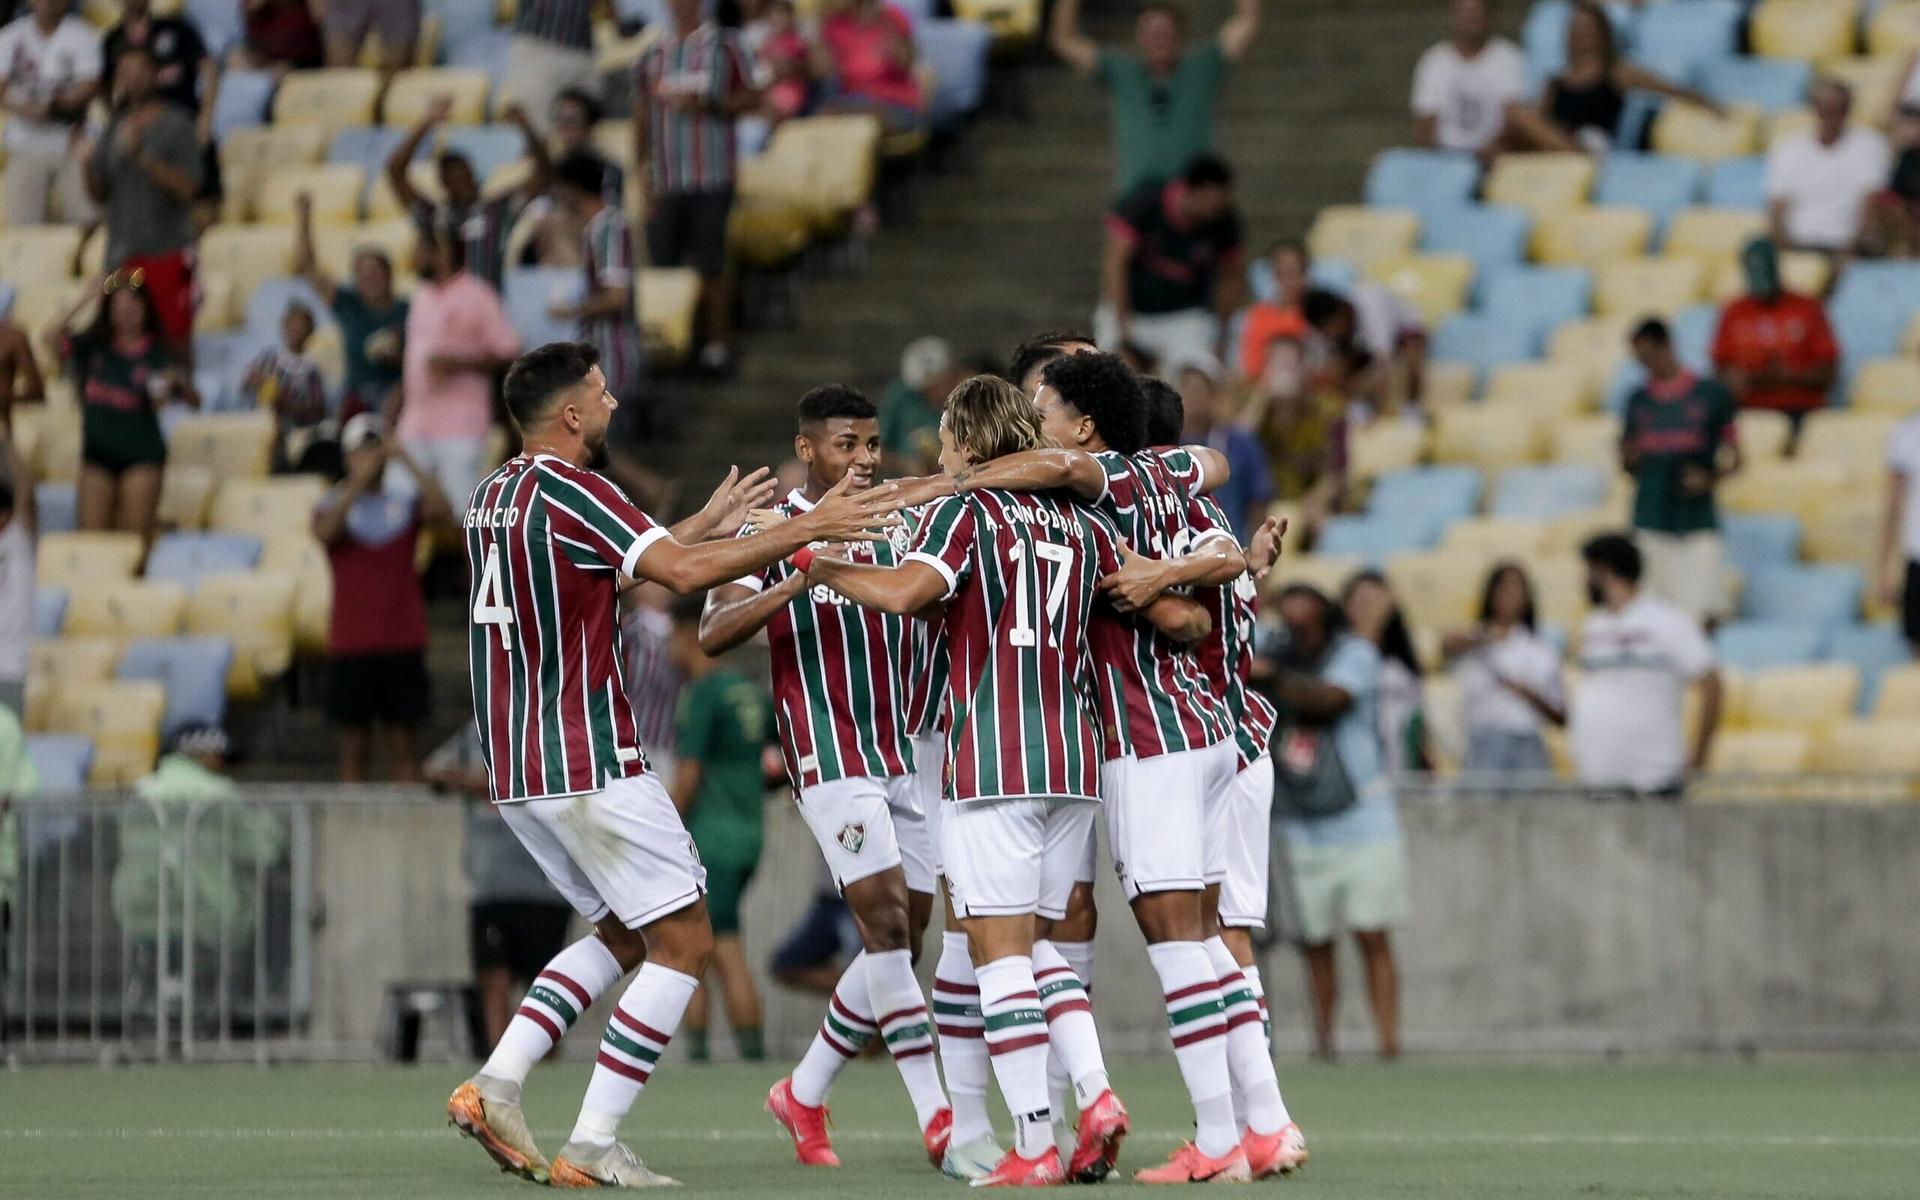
[473,543,514,649]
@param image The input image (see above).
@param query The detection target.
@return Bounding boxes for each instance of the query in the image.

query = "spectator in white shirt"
[1766,80,1891,254]
[1569,534,1724,797]
[1444,562,1566,774]
[1410,0,1527,159]
[1878,412,1920,654]
[0,455,33,718]
[0,0,101,225]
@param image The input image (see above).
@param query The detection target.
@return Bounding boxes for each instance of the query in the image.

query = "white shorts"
[1219,755,1275,929]
[943,798,1100,921]
[496,773,707,930]
[1102,741,1238,900]
[911,733,946,877]
[796,774,936,894]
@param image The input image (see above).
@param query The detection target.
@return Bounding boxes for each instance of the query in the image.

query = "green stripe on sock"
[885,1021,932,1046]
[1167,998,1227,1028]
[984,1007,1045,1033]
[602,1025,662,1064]
[932,1000,981,1018]
[527,985,578,1027]
[1222,987,1257,1009]
[1038,978,1084,1000]
[826,1010,872,1047]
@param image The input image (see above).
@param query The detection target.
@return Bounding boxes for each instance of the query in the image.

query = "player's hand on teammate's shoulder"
[800,474,905,543]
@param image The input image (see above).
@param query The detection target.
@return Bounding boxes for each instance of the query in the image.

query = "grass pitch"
[2,1057,1915,1199]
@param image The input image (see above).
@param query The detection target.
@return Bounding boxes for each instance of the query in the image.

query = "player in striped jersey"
[698,386,953,1171]
[447,343,901,1189]
[804,375,1213,1186]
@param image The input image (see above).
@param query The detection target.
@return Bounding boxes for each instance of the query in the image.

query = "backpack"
[1261,632,1360,820]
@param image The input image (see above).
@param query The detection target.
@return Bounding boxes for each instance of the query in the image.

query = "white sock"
[976,955,1053,1159]
[791,952,873,1107]
[482,935,624,1086]
[570,962,698,1147]
[1052,938,1094,993]
[1033,940,1109,1107]
[1145,941,1237,1159]
[1204,936,1285,1136]
[1241,963,1289,1124]
[934,931,993,1145]
[1047,937,1094,1125]
[865,947,948,1131]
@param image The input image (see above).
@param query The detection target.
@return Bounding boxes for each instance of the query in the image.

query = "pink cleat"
[1133,1141,1251,1184]
[970,1146,1065,1188]
[1243,1122,1309,1179]
[922,1107,954,1168]
[1066,1089,1130,1183]
[766,1076,840,1167]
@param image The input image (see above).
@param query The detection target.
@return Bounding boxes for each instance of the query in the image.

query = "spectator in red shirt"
[815,0,925,133]
[312,414,452,784]
[239,0,324,73]
[1710,237,1838,444]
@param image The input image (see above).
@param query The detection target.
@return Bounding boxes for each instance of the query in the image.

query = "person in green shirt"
[1621,317,1743,623]
[879,335,966,476]
[1049,0,1262,196]
[666,597,774,1062]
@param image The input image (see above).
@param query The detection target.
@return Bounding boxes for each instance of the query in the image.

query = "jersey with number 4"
[1187,496,1278,771]
[906,488,1122,805]
[465,454,669,803]
[1088,448,1234,759]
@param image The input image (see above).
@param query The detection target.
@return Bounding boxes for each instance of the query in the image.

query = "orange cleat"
[1133,1141,1251,1184]
[445,1078,549,1184]
[970,1146,1065,1188]
[922,1107,955,1168]
[1243,1123,1309,1179]
[766,1076,840,1167]
[1066,1089,1130,1183]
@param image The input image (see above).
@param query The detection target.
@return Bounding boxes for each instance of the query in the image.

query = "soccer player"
[698,386,953,1169]
[802,375,1211,1185]
[446,342,900,1188]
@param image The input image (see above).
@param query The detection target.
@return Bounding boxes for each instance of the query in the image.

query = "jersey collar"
[786,487,815,512]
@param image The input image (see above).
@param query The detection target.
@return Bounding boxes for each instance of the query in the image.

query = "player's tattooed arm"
[1140,594,1213,644]
[1100,538,1247,611]
[952,448,1107,502]
[803,558,949,617]
[698,575,807,656]
[669,465,779,543]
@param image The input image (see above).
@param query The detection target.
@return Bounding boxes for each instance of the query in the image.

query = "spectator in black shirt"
[1096,153,1244,373]
[101,0,209,114]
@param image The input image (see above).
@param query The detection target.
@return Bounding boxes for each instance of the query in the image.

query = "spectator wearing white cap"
[878,336,966,475]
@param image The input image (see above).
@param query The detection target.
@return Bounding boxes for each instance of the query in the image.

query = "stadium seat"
[1850,359,1920,412]
[1482,265,1592,350]
[47,679,166,785]
[209,478,330,542]
[1869,0,1920,55]
[1423,362,1476,410]
[1702,158,1768,210]
[145,533,265,590]
[32,483,75,536]
[328,124,413,175]
[1594,256,1707,320]
[1315,514,1439,560]
[1742,663,1861,732]
[1740,564,1863,625]
[29,637,121,692]
[1721,513,1802,579]
[1548,315,1638,406]
[1699,57,1812,113]
[64,580,188,640]
[273,68,384,135]
[167,413,276,480]
[1385,548,1493,631]
[156,466,218,532]
[1824,54,1909,127]
[254,164,367,226]
[1651,103,1761,160]
[639,270,702,366]
[1485,361,1587,415]
[218,123,331,222]
[208,68,274,140]
[1420,205,1532,292]
[1799,411,1900,465]
[1483,154,1594,219]
[383,67,492,126]
[0,224,83,282]
[1368,465,1483,522]
[1429,314,1540,382]
[33,588,66,638]
[261,536,333,656]
[117,637,235,739]
[36,532,143,591]
[1733,409,1795,462]
[25,733,93,793]
[1521,0,1577,87]
[1305,206,1419,269]
[196,226,299,327]
[1632,0,1742,79]
[1716,619,1825,669]
[1830,263,1920,365]
[1528,558,1592,632]
[1751,0,1862,64]
[1707,249,1831,302]
[1441,516,1548,559]
[503,265,582,349]
[1708,728,1812,774]
[1433,403,1543,470]
[1825,621,1911,711]
[1268,553,1363,601]
[1363,254,1474,324]
[188,572,298,699]
[439,123,529,185]
[310,219,418,288]
[917,19,992,132]
[1347,419,1428,484]
[1533,206,1654,268]
[1364,150,1480,215]
[1812,719,1920,774]
[1873,662,1920,718]
[1800,494,1882,595]
[1548,413,1623,471]
[1664,208,1770,264]
[1489,464,1610,520]
[1594,155,1703,237]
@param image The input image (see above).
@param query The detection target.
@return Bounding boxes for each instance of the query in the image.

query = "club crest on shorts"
[838,822,866,854]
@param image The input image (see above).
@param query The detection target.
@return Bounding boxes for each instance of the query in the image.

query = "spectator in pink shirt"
[815,0,924,133]
[394,227,522,506]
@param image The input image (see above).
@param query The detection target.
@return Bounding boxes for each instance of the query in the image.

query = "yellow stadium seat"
[1651,103,1761,160]
[728,202,812,270]
[1741,664,1860,731]
[383,67,492,126]
[1386,548,1494,633]
[1540,501,1629,553]
[1721,456,1850,513]
[1872,662,1920,718]
[218,123,332,223]
[1549,414,1625,472]
[193,271,237,334]
[261,536,334,656]
[36,532,143,591]
[1906,311,1920,356]
[1483,153,1593,219]
[1708,728,1813,774]
[757,116,880,235]
[1868,2,1920,57]
[254,164,367,226]
[157,465,217,531]
[594,19,662,74]
[1532,206,1652,267]
[1548,315,1638,406]
[1708,249,1832,301]
[311,218,420,288]
[1363,254,1473,324]
[953,0,1042,45]
[1800,411,1900,464]
[1824,54,1908,127]
[210,477,330,542]
[1269,553,1363,600]
[47,680,167,785]
[639,269,701,366]
[1593,256,1705,319]
[0,224,82,281]
[1348,418,1428,484]
[273,68,384,134]
[366,161,441,220]
[1423,362,1476,409]
[1442,516,1548,558]
[1432,402,1542,469]
[196,225,298,325]
[1801,494,1883,612]
[1813,719,1920,773]
[1734,408,1795,462]
[63,580,187,640]
[166,412,277,480]
[22,401,81,483]
[28,637,121,687]
[1485,361,1587,414]
[1665,208,1770,264]
[188,572,298,699]
[1751,0,1861,64]
[1851,359,1920,412]
[1305,206,1419,268]
[1529,558,1592,630]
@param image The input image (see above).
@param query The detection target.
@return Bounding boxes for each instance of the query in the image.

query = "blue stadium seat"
[1699,58,1810,113]
[117,638,235,739]
[329,125,414,180]
[917,20,991,131]
[145,534,265,591]
[430,0,506,58]
[1369,465,1483,522]
[1365,150,1480,215]
[1631,0,1741,82]
[244,277,338,343]
[186,0,245,57]
[1316,513,1442,561]
[1595,154,1702,237]
[891,0,938,22]
[1722,514,1801,578]
[25,734,92,793]
[1673,304,1717,370]
[1829,263,1920,366]
[33,483,75,535]
[1422,205,1532,296]
[209,70,275,141]
[1702,157,1767,210]
[444,28,512,76]
[1430,313,1539,380]
[1482,266,1592,352]
[504,267,583,349]
[1825,622,1911,712]
[440,125,528,184]
[1252,256,1358,302]
[1489,464,1610,519]
[32,587,65,637]
[1740,564,1863,626]
[1716,620,1825,669]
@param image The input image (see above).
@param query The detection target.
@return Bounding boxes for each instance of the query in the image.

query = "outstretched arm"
[385,99,449,213]
[1218,0,1261,62]
[700,575,807,655]
[669,466,778,544]
[804,557,950,616]
[636,476,902,594]
[893,448,1109,508]
[1048,0,1101,77]
[1101,537,1247,611]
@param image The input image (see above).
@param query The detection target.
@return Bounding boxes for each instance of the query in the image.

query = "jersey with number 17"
[465,454,669,804]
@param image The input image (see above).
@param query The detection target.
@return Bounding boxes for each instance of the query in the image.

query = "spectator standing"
[526,87,626,268]
[1879,409,1920,653]
[313,415,451,783]
[636,0,757,374]
[240,301,336,475]
[1049,0,1261,197]
[293,191,408,419]
[1511,1,1721,154]
[1710,237,1838,441]
[1342,571,1427,775]
[1260,583,1409,1061]
[0,0,101,225]
[1410,0,1525,159]
[503,0,598,134]
[1098,154,1245,369]
[1238,240,1312,379]
[665,597,771,1063]
[239,0,323,72]
[102,0,211,115]
[1444,562,1566,773]
[1570,534,1723,795]
[549,153,644,408]
[879,335,960,474]
[386,97,553,292]
[85,45,203,351]
[1174,356,1271,538]
[1766,80,1890,254]
[0,462,33,716]
[394,228,522,506]
[742,0,812,127]
[323,0,421,73]
[1621,317,1741,624]
[1245,332,1345,533]
[815,0,925,133]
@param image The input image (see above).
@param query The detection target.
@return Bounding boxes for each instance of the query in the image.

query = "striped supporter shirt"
[635,24,753,194]
[465,454,668,803]
[515,0,595,51]
[580,204,644,399]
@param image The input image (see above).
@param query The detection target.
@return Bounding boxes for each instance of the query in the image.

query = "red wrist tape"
[790,546,816,573]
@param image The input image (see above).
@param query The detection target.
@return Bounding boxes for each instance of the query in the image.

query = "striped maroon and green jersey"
[465,454,669,803]
[635,25,752,193]
[734,488,914,790]
[905,489,1123,805]
[1187,496,1278,771]
[1087,448,1233,760]
[901,505,952,737]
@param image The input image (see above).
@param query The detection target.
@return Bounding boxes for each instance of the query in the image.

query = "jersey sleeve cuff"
[1193,527,1237,549]
[623,526,671,579]
[731,572,765,594]
[904,551,959,600]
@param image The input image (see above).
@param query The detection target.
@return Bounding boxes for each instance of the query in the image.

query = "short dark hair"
[1040,351,1147,454]
[435,149,475,178]
[1581,532,1643,583]
[556,151,607,197]
[1139,375,1184,446]
[797,384,877,428]
[1182,153,1233,188]
[1275,582,1343,636]
[1302,288,1350,329]
[1140,1,1189,30]
[1630,316,1672,347]
[1342,570,1423,679]
[554,85,604,124]
[503,341,601,431]
[1008,330,1093,387]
